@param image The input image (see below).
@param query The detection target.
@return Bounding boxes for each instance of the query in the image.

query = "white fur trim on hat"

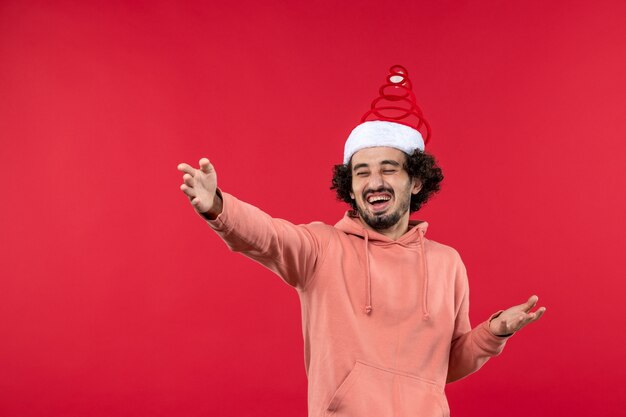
[343,120,425,164]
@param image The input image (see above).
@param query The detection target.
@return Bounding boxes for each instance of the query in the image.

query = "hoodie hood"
[334,210,429,242]
[335,211,431,319]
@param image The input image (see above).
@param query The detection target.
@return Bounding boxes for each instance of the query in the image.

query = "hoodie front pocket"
[325,361,448,417]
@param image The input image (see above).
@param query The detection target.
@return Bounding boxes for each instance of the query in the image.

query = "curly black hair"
[331,150,444,213]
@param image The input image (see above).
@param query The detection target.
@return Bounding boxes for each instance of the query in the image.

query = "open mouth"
[365,192,393,212]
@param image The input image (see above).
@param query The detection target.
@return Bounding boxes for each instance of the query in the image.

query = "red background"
[1,1,625,416]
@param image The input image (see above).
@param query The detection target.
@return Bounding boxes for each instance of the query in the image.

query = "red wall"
[2,1,625,416]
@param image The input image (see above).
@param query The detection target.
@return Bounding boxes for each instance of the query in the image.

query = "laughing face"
[350,147,422,235]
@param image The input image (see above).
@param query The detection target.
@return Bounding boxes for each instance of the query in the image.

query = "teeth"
[367,195,391,203]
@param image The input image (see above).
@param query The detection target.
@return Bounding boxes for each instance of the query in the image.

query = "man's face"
[350,147,422,231]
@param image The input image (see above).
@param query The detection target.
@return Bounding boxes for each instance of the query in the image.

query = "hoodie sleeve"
[446,257,510,383]
[202,191,326,289]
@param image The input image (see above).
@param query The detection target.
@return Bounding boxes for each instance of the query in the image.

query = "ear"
[411,179,422,195]
[349,191,355,199]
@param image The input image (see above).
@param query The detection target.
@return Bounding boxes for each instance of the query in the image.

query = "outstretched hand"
[177,158,222,217]
[489,295,546,336]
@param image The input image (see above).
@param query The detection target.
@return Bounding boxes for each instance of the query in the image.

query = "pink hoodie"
[207,192,509,417]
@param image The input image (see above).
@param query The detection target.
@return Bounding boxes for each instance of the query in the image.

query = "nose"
[368,170,385,189]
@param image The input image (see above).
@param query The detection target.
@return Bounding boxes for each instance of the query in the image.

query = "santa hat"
[343,65,431,164]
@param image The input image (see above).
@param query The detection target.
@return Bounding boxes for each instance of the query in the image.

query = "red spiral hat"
[343,65,431,164]
[361,65,431,142]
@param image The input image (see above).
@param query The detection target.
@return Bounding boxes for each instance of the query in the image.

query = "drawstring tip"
[365,306,372,314]
[422,313,430,321]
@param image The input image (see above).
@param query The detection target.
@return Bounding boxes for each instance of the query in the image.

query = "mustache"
[363,187,394,199]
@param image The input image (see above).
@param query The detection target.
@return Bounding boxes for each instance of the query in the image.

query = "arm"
[446,274,508,383]
[177,158,324,288]
[446,260,546,383]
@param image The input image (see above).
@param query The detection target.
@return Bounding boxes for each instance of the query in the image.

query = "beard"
[356,188,411,231]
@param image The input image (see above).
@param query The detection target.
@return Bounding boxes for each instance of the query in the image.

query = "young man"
[177,68,545,417]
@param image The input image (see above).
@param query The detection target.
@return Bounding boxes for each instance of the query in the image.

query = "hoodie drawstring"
[362,228,430,319]
[364,233,373,314]
[418,230,431,320]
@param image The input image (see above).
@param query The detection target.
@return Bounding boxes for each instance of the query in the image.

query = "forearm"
[446,315,510,383]
[203,191,322,288]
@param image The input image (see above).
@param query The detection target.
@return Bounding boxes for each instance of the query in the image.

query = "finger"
[517,307,546,329]
[530,306,546,322]
[183,173,195,187]
[177,163,197,176]
[191,197,205,208]
[199,158,213,174]
[180,184,196,198]
[507,315,527,333]
[522,295,539,312]
[518,314,529,328]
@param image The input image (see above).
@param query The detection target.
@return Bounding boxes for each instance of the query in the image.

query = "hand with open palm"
[490,295,546,336]
[177,158,222,218]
